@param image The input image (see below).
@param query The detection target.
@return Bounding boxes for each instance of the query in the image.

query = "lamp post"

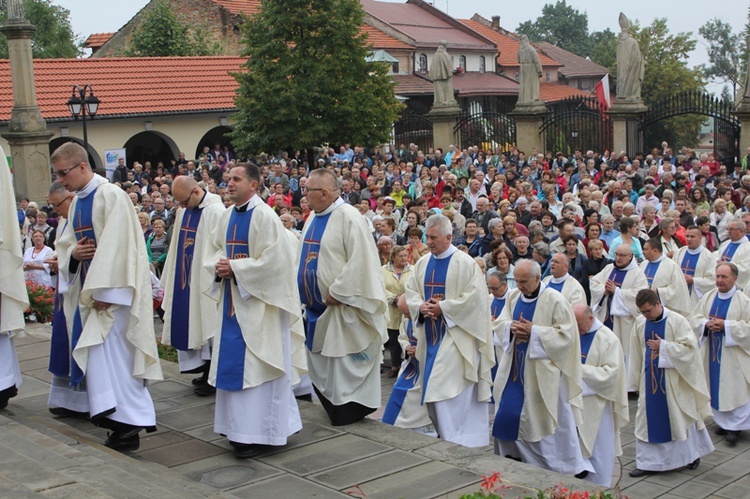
[67,84,100,167]
[570,125,579,151]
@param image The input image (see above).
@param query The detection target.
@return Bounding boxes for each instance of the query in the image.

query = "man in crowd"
[204,163,303,457]
[473,196,498,235]
[640,238,691,317]
[493,260,591,476]
[573,304,628,487]
[673,226,716,308]
[160,176,225,396]
[53,142,162,451]
[691,263,750,446]
[543,253,587,306]
[298,169,388,425]
[716,220,750,291]
[628,289,713,477]
[404,215,494,447]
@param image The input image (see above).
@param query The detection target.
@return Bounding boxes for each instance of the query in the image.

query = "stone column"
[0,11,53,204]
[509,102,547,155]
[607,101,647,157]
[428,103,461,152]
[734,99,750,158]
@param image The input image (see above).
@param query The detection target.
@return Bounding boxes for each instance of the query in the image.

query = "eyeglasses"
[488,285,503,291]
[53,194,73,209]
[54,163,82,178]
[176,190,196,208]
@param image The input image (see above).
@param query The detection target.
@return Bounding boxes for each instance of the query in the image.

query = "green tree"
[124,0,221,57]
[516,0,591,57]
[589,28,617,69]
[0,0,81,58]
[230,0,403,154]
[633,19,705,149]
[698,18,745,99]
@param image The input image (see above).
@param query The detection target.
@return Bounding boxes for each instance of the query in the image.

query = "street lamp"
[571,126,579,139]
[67,84,100,165]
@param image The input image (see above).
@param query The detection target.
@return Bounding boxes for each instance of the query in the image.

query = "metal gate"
[394,99,433,152]
[540,96,613,154]
[641,91,740,163]
[453,112,516,151]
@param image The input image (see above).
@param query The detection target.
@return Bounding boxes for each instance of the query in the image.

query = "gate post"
[428,104,460,152]
[734,98,750,160]
[607,101,646,157]
[510,103,547,155]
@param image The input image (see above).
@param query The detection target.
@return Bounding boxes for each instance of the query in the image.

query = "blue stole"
[493,294,539,441]
[69,189,99,387]
[580,328,599,364]
[489,295,507,403]
[48,279,69,377]
[644,261,661,288]
[720,242,741,262]
[420,254,453,403]
[382,321,419,425]
[680,251,700,294]
[603,268,627,329]
[214,209,253,391]
[546,279,565,293]
[169,208,204,350]
[644,316,672,443]
[707,295,732,410]
[297,211,333,350]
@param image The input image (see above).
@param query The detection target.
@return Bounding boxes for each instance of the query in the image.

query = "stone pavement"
[2,321,749,498]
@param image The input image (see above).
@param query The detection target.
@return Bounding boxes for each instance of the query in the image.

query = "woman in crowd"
[376,236,394,266]
[584,239,612,278]
[689,187,710,213]
[138,212,153,241]
[696,215,719,252]
[146,219,169,276]
[582,222,607,258]
[540,211,558,239]
[710,198,733,242]
[562,234,590,302]
[638,205,660,242]
[487,244,516,289]
[657,217,682,258]
[462,219,483,257]
[23,229,54,289]
[607,216,643,261]
[382,245,412,378]
[656,190,673,219]
[406,227,429,265]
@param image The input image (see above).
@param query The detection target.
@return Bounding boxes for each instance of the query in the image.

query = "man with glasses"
[673,226,716,308]
[716,220,750,291]
[627,289,712,477]
[160,176,226,396]
[639,237,691,317]
[52,142,162,452]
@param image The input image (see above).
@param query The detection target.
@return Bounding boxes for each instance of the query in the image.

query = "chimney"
[491,16,500,30]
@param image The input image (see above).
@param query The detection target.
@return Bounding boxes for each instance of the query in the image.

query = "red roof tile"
[210,0,261,16]
[0,57,246,122]
[84,33,116,49]
[392,73,433,95]
[361,24,413,50]
[458,19,559,68]
[535,42,608,78]
[539,83,589,102]
[453,72,518,97]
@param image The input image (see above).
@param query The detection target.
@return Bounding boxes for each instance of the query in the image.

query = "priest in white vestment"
[589,244,648,364]
[53,143,162,452]
[691,262,750,446]
[46,182,89,417]
[673,226,716,308]
[542,253,587,306]
[204,163,303,458]
[0,147,28,410]
[640,237,691,317]
[297,169,388,426]
[160,176,225,395]
[715,220,750,290]
[493,260,591,476]
[573,304,629,487]
[627,289,713,477]
[404,215,494,447]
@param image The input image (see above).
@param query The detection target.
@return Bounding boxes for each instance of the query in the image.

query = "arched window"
[418,53,427,73]
[459,55,467,71]
[479,56,486,74]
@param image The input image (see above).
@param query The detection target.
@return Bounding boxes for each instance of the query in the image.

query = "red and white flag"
[594,74,611,111]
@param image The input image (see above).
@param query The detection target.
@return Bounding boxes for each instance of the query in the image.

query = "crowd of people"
[3,139,750,488]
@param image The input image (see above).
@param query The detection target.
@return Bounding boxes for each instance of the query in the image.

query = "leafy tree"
[230,0,403,154]
[589,29,617,69]
[698,18,745,99]
[124,0,221,57]
[0,0,81,58]
[516,1,591,57]
[720,85,734,108]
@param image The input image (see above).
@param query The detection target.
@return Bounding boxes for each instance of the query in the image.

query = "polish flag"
[594,74,611,111]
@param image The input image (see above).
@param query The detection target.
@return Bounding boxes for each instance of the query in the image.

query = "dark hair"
[635,289,660,308]
[619,217,636,231]
[644,237,663,253]
[585,222,601,239]
[237,162,261,183]
[408,227,423,238]
[695,215,710,226]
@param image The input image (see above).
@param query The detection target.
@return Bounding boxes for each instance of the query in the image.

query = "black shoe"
[574,470,589,479]
[629,468,652,477]
[194,383,216,397]
[726,431,740,446]
[0,398,8,411]
[104,431,140,452]
[49,407,90,419]
[295,394,313,402]
[715,427,728,436]
[0,385,18,410]
[192,376,206,386]
[628,391,639,400]
[687,458,701,470]
[230,441,262,459]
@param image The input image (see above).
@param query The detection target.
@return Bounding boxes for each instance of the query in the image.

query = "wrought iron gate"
[540,97,613,154]
[453,112,516,151]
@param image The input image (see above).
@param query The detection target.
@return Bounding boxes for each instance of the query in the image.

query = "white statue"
[616,13,645,103]
[6,0,25,22]
[429,40,457,105]
[517,35,543,104]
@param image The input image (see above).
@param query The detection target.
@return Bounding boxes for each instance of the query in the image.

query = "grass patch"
[157,341,178,363]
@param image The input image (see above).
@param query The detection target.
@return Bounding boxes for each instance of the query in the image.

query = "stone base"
[608,100,647,115]
[428,104,461,151]
[509,107,548,154]
[2,130,54,204]
[733,102,750,156]
[509,101,548,116]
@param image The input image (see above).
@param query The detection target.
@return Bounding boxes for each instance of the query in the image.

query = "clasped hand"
[72,236,96,261]
[419,297,442,319]
[215,258,234,279]
[510,315,533,341]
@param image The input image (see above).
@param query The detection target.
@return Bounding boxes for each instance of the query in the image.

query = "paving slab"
[353,460,481,499]
[138,438,226,467]
[714,482,750,498]
[157,401,217,431]
[173,453,284,490]
[230,475,348,498]
[308,449,431,489]
[668,480,722,498]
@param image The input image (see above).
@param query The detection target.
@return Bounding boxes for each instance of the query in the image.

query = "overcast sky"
[56,0,746,93]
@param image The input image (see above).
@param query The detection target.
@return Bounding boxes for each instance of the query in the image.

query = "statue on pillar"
[616,13,645,103]
[6,0,26,22]
[429,40,457,106]
[517,35,543,104]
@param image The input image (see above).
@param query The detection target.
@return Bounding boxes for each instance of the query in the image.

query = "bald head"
[172,175,201,208]
[573,303,594,335]
[550,253,570,278]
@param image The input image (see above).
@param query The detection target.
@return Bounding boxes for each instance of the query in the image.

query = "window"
[418,54,427,73]
[459,55,467,71]
[392,61,399,74]
[479,56,486,74]
[546,71,551,82]
[514,72,519,82]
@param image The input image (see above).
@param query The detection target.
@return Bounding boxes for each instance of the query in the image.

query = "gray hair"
[425,214,452,236]
[601,214,615,223]
[488,272,507,284]
[528,220,542,231]
[717,261,739,277]
[623,202,635,211]
[658,217,674,231]
[642,205,656,215]
[516,258,542,278]
[48,181,69,196]
[488,218,503,231]
[532,242,551,259]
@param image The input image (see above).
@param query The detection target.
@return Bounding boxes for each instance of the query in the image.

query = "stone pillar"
[428,103,461,152]
[0,11,53,204]
[607,101,646,157]
[509,102,547,155]
[734,99,750,159]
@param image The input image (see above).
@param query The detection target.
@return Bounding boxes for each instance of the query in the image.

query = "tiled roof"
[453,72,519,97]
[539,83,589,102]
[458,19,559,68]
[0,57,246,123]
[210,0,261,16]
[84,33,116,49]
[361,24,413,50]
[362,0,494,50]
[392,74,433,95]
[535,42,608,78]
